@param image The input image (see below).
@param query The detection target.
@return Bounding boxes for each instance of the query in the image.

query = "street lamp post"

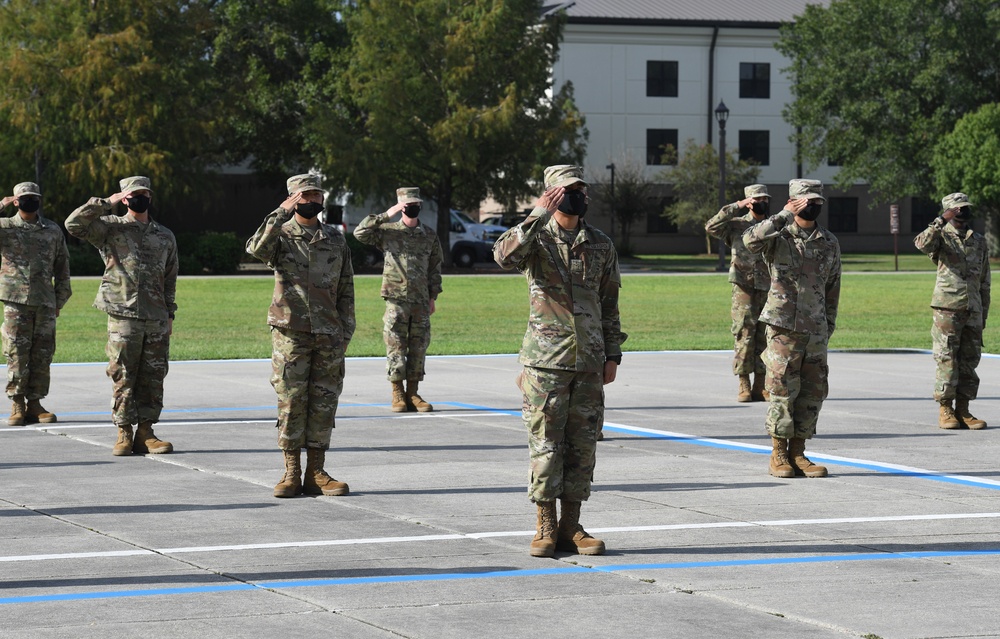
[715,100,730,272]
[606,163,616,246]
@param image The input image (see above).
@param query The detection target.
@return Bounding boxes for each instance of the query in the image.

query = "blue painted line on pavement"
[3,550,998,605]
[445,401,1000,492]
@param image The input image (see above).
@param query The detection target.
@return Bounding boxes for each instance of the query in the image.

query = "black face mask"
[126,194,151,214]
[557,190,588,217]
[749,200,769,217]
[798,202,822,221]
[295,201,324,219]
[17,197,40,214]
[954,208,973,222]
[402,204,421,219]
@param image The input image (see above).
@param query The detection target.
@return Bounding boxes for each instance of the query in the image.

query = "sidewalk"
[1,351,998,638]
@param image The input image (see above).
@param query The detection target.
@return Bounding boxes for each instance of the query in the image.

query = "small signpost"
[890,204,900,271]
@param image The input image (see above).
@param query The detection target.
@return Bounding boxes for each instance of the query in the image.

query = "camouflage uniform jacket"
[493,208,627,373]
[246,207,356,341]
[705,203,771,291]
[65,199,177,320]
[743,209,842,337]
[913,218,991,319]
[0,213,72,309]
[353,213,443,304]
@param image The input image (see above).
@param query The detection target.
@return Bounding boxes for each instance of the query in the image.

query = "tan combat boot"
[955,397,987,430]
[751,374,768,402]
[390,381,409,412]
[529,501,558,557]
[133,421,173,454]
[788,438,828,477]
[273,450,302,498]
[406,379,433,412]
[26,399,57,424]
[8,396,26,426]
[768,436,794,478]
[113,425,134,456]
[303,448,350,495]
[737,375,752,403]
[938,400,962,430]
[557,500,605,555]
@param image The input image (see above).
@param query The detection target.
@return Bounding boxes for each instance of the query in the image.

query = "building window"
[739,63,770,99]
[646,129,678,166]
[738,130,769,166]
[911,197,939,231]
[648,197,678,234]
[827,197,858,233]
[647,61,678,97]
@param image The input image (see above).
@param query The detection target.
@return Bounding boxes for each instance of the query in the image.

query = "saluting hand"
[941,208,959,221]
[787,198,809,215]
[385,203,406,219]
[280,192,303,212]
[1,195,14,209]
[537,186,565,215]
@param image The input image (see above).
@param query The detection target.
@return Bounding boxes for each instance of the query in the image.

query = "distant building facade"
[548,0,942,253]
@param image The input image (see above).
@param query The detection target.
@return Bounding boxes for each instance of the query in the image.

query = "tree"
[662,140,760,254]
[0,0,224,221]
[931,103,1000,254]
[776,0,1000,203]
[592,155,659,256]
[211,0,348,178]
[305,0,587,260]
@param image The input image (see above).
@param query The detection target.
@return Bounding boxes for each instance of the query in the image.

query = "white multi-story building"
[549,0,928,253]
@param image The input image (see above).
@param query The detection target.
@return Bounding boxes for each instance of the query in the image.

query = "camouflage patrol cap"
[942,192,972,210]
[119,176,153,196]
[744,184,769,198]
[544,165,587,189]
[396,187,422,204]
[788,178,825,202]
[286,173,325,195]
[13,182,41,197]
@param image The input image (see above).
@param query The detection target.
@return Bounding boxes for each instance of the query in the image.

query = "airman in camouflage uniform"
[354,188,443,413]
[65,176,177,457]
[913,193,991,430]
[705,184,772,402]
[743,179,841,479]
[0,182,72,426]
[246,173,356,499]
[494,165,627,558]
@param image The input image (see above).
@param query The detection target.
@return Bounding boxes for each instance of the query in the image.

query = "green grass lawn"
[623,251,964,272]
[52,270,999,362]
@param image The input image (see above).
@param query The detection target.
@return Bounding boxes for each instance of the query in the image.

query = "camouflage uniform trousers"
[383,299,431,382]
[106,315,170,427]
[270,326,345,451]
[763,325,829,439]
[731,284,767,376]
[931,308,983,402]
[517,366,603,503]
[2,303,57,400]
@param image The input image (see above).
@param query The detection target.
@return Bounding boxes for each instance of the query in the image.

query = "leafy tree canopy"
[0,0,224,220]
[212,0,347,178]
[776,0,1000,203]
[932,103,1000,214]
[305,0,587,254]
[662,140,759,252]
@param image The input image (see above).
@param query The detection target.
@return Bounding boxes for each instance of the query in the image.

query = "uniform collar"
[546,215,589,247]
[287,218,330,241]
[944,222,973,240]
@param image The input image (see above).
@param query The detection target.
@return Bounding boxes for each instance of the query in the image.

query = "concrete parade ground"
[2,350,1000,639]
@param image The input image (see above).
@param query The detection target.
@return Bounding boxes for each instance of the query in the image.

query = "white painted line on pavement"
[3,511,999,563]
